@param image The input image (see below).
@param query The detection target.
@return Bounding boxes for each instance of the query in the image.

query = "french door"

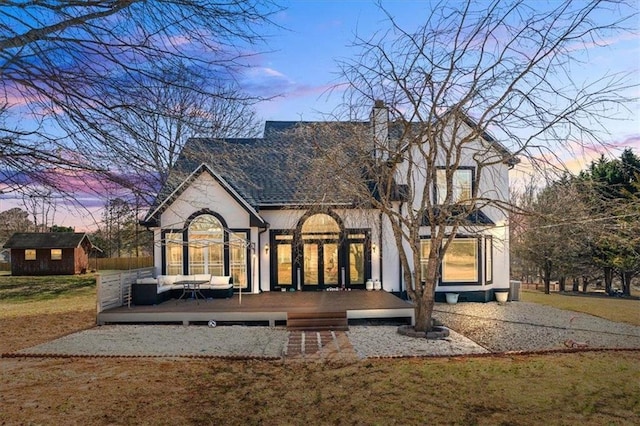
[301,240,341,290]
[270,224,371,291]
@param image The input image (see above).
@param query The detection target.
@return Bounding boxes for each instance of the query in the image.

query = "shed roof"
[3,233,93,249]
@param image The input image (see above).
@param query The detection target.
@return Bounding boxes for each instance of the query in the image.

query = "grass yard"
[0,274,96,353]
[521,289,640,326]
[1,275,639,425]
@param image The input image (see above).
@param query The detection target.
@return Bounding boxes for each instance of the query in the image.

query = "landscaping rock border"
[397,325,450,339]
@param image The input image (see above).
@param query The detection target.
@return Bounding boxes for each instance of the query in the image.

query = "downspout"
[378,210,383,291]
[398,201,405,299]
[257,225,269,293]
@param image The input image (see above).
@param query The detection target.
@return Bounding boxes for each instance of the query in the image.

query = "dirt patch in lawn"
[1,285,640,424]
[0,309,95,353]
[2,350,639,425]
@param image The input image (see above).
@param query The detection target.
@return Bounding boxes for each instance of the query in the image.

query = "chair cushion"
[136,278,158,285]
[210,275,231,285]
[158,275,177,286]
[201,283,233,290]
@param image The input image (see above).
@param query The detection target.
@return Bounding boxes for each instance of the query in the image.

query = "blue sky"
[2,0,639,230]
[250,1,432,121]
[248,1,639,179]
[252,1,638,133]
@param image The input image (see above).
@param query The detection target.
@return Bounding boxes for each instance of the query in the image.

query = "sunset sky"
[2,1,639,230]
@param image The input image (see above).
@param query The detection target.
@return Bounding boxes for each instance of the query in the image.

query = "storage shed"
[3,232,94,276]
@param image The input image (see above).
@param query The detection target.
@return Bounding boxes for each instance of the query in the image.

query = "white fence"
[96,267,155,313]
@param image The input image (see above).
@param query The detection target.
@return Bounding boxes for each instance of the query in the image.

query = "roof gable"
[143,163,266,227]
[395,110,518,166]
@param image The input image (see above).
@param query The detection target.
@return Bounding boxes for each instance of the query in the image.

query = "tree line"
[0,198,152,258]
[512,149,640,296]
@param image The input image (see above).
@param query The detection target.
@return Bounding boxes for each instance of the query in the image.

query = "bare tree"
[0,207,33,244]
[312,0,637,331]
[21,189,57,233]
[0,0,279,197]
[63,63,263,201]
[515,178,596,294]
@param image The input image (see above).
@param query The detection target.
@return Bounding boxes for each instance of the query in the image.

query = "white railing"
[96,267,155,313]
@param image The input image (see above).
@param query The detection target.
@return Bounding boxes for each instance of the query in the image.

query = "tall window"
[165,232,183,275]
[485,237,493,284]
[275,235,293,286]
[436,168,473,204]
[229,232,248,289]
[188,215,224,275]
[442,238,479,283]
[420,239,431,282]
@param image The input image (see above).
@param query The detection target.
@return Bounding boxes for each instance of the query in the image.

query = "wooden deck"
[97,290,415,326]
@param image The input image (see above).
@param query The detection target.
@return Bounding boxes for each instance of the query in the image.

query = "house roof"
[143,121,366,224]
[3,233,94,249]
[144,116,517,224]
[172,121,367,206]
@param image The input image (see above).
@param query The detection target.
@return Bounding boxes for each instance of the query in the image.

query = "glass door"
[346,232,370,288]
[303,243,319,287]
[301,240,340,290]
[323,242,339,286]
[272,234,294,290]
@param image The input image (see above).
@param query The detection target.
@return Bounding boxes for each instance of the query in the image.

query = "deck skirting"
[97,291,415,326]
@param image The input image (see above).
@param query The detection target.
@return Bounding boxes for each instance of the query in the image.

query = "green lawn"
[0,274,96,319]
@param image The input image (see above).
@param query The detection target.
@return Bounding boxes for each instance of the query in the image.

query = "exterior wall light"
[264,244,269,254]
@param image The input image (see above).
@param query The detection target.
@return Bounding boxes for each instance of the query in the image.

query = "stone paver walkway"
[284,331,358,363]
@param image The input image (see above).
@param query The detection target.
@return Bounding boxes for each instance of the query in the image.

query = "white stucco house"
[141,103,516,303]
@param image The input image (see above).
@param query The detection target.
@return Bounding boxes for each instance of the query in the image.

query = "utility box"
[509,280,522,301]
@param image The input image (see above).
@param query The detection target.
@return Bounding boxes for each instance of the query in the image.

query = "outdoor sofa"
[132,274,233,305]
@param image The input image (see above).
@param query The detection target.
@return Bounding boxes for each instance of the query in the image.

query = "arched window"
[301,213,340,236]
[188,214,224,275]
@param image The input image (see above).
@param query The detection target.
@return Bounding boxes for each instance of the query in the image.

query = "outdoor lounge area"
[97,290,415,326]
[131,274,234,305]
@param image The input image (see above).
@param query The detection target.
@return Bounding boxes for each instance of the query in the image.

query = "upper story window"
[436,168,473,204]
[25,249,36,261]
[51,249,62,260]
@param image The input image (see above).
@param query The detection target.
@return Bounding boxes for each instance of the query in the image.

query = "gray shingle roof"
[149,121,366,214]
[145,117,517,224]
[3,233,92,249]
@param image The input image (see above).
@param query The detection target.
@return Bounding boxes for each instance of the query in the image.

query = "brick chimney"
[371,100,389,160]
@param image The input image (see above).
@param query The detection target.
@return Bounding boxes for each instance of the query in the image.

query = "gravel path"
[434,302,640,352]
[14,302,640,358]
[347,327,488,357]
[16,325,287,358]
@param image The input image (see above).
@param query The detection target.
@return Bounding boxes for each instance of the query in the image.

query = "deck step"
[287,311,348,331]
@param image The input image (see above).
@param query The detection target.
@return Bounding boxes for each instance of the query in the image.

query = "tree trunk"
[582,276,589,293]
[543,261,552,294]
[558,276,566,292]
[572,277,579,292]
[622,271,633,296]
[603,267,613,294]
[414,296,435,332]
